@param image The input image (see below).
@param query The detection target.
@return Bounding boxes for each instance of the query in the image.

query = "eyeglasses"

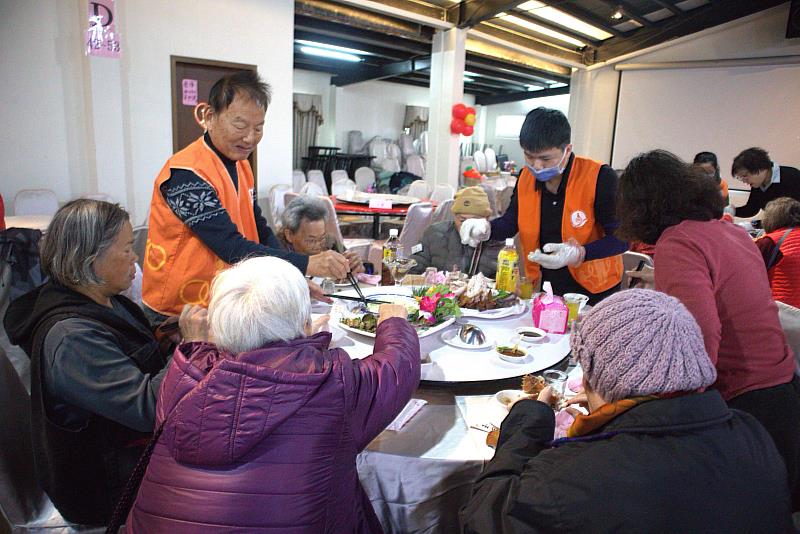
[302,235,328,247]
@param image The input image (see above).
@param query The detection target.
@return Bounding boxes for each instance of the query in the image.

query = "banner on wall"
[85,0,121,58]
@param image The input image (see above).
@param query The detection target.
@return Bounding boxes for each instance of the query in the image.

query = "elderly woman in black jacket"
[460,289,792,533]
[4,199,206,526]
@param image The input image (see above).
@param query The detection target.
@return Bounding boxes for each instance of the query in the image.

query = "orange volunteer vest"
[517,156,623,294]
[142,136,259,315]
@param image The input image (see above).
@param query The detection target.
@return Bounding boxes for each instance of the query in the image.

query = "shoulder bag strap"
[767,227,794,270]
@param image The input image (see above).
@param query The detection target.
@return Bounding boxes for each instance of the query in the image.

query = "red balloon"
[465,106,476,116]
[462,125,474,136]
[450,118,466,134]
[452,103,468,120]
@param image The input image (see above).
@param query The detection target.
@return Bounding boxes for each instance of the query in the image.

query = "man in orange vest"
[143,71,354,321]
[461,108,626,304]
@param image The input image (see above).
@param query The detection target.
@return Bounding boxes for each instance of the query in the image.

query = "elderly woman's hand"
[311,314,330,334]
[307,250,350,280]
[343,250,365,274]
[627,264,654,289]
[179,304,209,342]
[378,304,408,325]
[537,386,554,407]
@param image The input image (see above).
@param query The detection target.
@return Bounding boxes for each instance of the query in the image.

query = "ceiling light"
[502,15,586,47]
[296,40,369,56]
[526,85,544,91]
[549,82,568,88]
[515,1,613,41]
[299,46,361,62]
[610,7,625,20]
[464,76,475,83]
[464,71,481,77]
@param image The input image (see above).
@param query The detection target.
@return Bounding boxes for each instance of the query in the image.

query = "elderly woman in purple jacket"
[125,256,420,533]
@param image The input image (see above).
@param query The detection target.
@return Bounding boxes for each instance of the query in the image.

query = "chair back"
[484,147,497,172]
[307,170,329,195]
[472,151,487,173]
[300,181,326,197]
[431,198,454,224]
[318,196,345,248]
[431,184,455,202]
[331,179,356,198]
[405,155,426,179]
[283,191,300,212]
[82,193,113,202]
[0,346,49,529]
[399,133,415,158]
[269,184,292,226]
[399,202,433,256]
[292,170,306,193]
[407,180,430,200]
[13,189,58,216]
[776,301,800,375]
[620,251,655,289]
[381,158,401,173]
[331,169,349,184]
[132,225,148,269]
[417,131,428,155]
[479,183,499,219]
[354,167,376,192]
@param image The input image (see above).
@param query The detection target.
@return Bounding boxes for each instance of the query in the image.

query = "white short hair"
[208,256,311,353]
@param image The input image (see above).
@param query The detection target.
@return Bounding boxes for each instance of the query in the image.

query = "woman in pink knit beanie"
[461,288,792,533]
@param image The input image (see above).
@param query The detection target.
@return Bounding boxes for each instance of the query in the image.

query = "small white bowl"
[494,389,530,410]
[515,326,547,344]
[495,345,528,363]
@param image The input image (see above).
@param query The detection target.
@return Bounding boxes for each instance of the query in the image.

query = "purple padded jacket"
[126,317,420,533]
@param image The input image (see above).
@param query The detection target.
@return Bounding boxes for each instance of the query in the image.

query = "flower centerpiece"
[411,285,462,326]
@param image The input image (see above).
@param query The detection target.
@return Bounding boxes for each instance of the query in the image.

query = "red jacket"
[764,227,800,308]
[127,318,420,533]
[655,219,794,400]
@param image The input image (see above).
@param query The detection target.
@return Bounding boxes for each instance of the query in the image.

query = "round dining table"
[316,288,575,533]
[331,195,437,240]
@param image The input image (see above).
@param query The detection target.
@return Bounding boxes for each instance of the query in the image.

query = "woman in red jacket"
[616,150,800,510]
[756,197,800,308]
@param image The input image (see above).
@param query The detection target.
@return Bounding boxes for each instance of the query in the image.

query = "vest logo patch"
[571,210,587,228]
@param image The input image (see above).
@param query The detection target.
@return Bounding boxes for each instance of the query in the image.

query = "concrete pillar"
[427,28,467,189]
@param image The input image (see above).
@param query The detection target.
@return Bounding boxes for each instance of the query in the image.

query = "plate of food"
[336,292,456,339]
[337,191,421,206]
[448,273,525,319]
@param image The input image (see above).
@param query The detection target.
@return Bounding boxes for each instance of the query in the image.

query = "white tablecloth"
[317,291,575,533]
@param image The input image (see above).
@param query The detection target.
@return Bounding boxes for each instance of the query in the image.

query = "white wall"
[333,79,475,150]
[482,93,571,168]
[1,0,295,223]
[568,3,800,167]
[293,69,336,147]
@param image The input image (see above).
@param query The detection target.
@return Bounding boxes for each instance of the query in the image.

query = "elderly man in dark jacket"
[410,187,502,277]
[460,289,792,533]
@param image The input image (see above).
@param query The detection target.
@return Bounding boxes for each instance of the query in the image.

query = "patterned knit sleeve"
[160,170,309,272]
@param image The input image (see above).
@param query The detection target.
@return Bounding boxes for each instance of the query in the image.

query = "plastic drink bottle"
[496,238,519,292]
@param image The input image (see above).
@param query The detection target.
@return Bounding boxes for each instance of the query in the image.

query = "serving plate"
[460,298,526,319]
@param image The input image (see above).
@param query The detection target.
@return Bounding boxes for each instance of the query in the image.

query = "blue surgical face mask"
[527,147,570,182]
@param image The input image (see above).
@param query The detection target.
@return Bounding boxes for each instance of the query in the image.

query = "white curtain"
[293,93,324,169]
[404,105,429,142]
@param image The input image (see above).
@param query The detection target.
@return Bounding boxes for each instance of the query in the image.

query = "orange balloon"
[464,113,476,126]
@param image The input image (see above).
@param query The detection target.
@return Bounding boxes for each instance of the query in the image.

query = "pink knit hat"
[570,289,717,402]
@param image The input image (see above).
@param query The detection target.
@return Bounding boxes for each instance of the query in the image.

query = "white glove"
[459,218,491,248]
[723,205,735,217]
[528,241,585,270]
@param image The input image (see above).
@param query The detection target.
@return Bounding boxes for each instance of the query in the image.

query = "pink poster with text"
[86,0,121,58]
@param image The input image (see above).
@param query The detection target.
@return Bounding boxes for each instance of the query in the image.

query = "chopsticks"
[324,293,391,304]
